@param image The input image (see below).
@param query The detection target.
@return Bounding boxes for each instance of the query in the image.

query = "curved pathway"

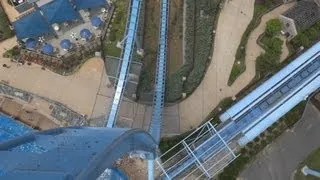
[177,1,294,132]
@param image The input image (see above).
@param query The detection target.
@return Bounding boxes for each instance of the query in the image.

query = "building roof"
[74,0,107,10]
[13,10,53,40]
[282,0,320,30]
[40,0,81,24]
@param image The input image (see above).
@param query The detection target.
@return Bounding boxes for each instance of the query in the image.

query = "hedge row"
[165,0,220,102]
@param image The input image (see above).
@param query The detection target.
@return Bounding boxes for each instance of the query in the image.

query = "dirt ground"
[176,1,295,132]
[0,38,111,118]
[167,0,183,74]
[116,156,148,180]
[0,96,58,130]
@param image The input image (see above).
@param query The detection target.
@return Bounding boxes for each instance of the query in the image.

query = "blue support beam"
[106,0,142,128]
[148,0,168,145]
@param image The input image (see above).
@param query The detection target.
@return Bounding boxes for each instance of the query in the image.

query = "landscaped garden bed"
[165,0,221,102]
[228,0,283,86]
[0,4,14,42]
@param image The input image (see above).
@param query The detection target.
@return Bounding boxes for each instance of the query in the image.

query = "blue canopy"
[25,38,37,48]
[91,16,103,27]
[13,10,53,40]
[80,28,92,40]
[60,39,72,49]
[40,0,81,24]
[42,43,54,54]
[74,0,107,10]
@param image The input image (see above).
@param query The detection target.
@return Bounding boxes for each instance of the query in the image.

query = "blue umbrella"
[80,28,92,40]
[91,16,102,27]
[42,43,54,54]
[25,38,37,48]
[60,39,72,49]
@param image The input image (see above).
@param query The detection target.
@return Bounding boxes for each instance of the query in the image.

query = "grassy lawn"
[103,0,129,57]
[0,5,14,42]
[295,148,320,180]
[228,1,282,86]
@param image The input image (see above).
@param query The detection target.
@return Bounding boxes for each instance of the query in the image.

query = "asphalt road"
[239,102,320,180]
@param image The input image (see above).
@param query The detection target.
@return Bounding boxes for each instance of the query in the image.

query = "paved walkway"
[176,1,294,132]
[240,102,320,180]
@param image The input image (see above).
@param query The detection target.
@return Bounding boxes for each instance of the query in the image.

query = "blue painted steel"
[60,39,72,49]
[42,43,54,54]
[80,28,92,40]
[148,0,168,144]
[164,42,320,179]
[0,127,157,179]
[106,0,141,127]
[13,10,53,40]
[302,166,320,178]
[91,16,103,27]
[40,0,82,24]
[25,38,37,48]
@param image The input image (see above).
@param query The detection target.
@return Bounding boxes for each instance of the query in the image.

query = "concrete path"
[240,102,320,180]
[177,1,294,132]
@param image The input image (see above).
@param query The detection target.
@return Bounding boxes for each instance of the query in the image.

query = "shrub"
[266,135,273,142]
[299,33,311,47]
[261,139,267,147]
[265,19,281,37]
[3,46,20,58]
[0,5,14,41]
[254,137,260,143]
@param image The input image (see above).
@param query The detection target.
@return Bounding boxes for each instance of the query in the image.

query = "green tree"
[307,27,318,40]
[299,33,311,47]
[265,19,281,36]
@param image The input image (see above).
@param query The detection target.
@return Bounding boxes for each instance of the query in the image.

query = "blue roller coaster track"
[106,0,142,128]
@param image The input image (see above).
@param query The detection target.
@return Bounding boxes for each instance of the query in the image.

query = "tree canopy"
[265,19,281,36]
